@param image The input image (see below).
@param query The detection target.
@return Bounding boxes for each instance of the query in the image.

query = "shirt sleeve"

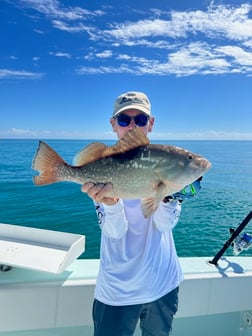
[94,200,128,239]
[152,200,182,232]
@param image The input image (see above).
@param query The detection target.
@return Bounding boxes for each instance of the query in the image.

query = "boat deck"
[1,257,252,335]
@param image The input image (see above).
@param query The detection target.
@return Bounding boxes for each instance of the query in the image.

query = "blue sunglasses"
[115,113,149,127]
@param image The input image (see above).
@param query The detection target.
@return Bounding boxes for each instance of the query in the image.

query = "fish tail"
[32,141,66,186]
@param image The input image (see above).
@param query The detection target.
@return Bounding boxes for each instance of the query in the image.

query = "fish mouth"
[203,158,212,170]
[193,157,212,170]
[187,157,212,180]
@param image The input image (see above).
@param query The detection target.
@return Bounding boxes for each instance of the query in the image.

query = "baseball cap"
[113,91,151,117]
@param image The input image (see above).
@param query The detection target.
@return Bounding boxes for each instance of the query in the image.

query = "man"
[82,91,184,336]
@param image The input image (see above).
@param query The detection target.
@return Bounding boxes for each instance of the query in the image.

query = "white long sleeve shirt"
[94,199,183,306]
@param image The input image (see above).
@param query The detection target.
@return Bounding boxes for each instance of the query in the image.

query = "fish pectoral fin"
[74,143,107,166]
[141,181,171,218]
[106,127,150,156]
[154,170,187,196]
[141,198,159,218]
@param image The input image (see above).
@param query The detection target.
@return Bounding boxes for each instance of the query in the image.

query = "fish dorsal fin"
[74,142,107,166]
[74,127,150,166]
[107,127,150,156]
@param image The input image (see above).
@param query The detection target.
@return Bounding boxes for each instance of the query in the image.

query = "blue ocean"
[0,139,251,260]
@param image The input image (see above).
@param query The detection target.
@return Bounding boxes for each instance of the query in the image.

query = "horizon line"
[1,137,252,141]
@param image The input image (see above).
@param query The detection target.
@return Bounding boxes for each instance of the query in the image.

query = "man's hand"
[81,182,119,205]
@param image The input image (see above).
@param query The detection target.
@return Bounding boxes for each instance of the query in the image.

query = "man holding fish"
[80,92,210,336]
[33,91,210,335]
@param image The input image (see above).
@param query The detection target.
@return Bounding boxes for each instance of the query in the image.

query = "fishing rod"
[209,211,252,266]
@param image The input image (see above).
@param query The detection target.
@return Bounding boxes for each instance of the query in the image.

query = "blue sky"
[1,0,252,140]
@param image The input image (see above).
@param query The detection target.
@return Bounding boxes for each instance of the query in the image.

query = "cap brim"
[113,104,151,117]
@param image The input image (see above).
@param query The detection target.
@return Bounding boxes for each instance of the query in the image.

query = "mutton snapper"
[32,127,211,218]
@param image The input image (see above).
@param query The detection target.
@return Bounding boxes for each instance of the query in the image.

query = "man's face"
[110,109,154,139]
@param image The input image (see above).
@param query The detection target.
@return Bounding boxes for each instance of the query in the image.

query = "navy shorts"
[92,287,179,336]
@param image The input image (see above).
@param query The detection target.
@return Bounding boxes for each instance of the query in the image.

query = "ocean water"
[0,139,251,260]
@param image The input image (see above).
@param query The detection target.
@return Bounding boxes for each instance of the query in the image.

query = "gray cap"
[113,91,151,117]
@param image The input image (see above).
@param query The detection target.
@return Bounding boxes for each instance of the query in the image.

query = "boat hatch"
[0,223,85,274]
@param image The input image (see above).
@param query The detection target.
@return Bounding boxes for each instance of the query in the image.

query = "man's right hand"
[81,182,119,205]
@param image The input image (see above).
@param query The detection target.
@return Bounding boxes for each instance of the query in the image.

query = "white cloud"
[6,128,39,137]
[169,3,252,41]
[49,51,71,58]
[34,28,45,34]
[0,69,44,79]
[18,1,252,43]
[167,42,231,74]
[52,20,92,33]
[96,50,112,59]
[19,0,104,21]
[150,130,252,140]
[77,41,252,76]
[1,128,252,140]
[244,39,252,48]
[9,1,252,76]
[77,43,233,76]
[104,19,182,40]
[77,64,136,75]
[81,3,252,76]
[0,128,115,140]
[217,45,252,66]
[99,4,252,43]
[117,54,131,60]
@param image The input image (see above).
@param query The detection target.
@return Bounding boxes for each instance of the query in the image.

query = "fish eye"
[187,154,193,160]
